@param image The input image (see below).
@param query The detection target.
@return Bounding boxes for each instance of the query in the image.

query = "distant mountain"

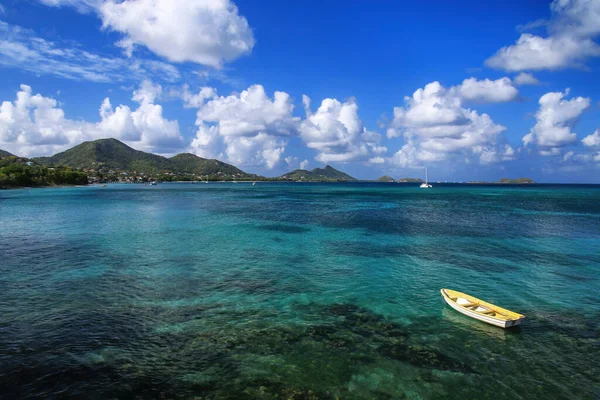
[34,138,171,172]
[33,138,258,179]
[280,165,356,182]
[169,153,255,178]
[397,178,423,183]
[375,175,395,182]
[28,139,360,182]
[0,149,15,158]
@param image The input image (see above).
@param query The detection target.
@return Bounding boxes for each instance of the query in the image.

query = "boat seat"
[456,298,476,307]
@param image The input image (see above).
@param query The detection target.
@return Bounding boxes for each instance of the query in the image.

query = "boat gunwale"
[441,288,525,321]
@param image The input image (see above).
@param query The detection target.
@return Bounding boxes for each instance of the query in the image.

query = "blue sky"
[0,0,599,182]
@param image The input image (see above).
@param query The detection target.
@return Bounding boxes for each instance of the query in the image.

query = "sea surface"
[1,183,599,399]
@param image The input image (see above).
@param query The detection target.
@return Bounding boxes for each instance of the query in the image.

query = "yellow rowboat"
[441,289,525,328]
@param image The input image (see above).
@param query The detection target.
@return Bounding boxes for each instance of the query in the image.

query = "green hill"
[0,149,15,158]
[33,138,258,179]
[169,153,257,179]
[375,175,395,182]
[34,138,171,173]
[280,165,356,182]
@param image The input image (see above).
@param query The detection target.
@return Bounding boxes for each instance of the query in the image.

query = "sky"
[0,0,599,182]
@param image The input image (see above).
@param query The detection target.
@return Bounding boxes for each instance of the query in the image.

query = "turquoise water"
[1,183,598,399]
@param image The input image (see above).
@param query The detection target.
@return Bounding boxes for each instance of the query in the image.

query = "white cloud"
[188,85,299,169]
[284,156,310,170]
[549,0,600,38]
[513,72,540,85]
[582,129,600,147]
[300,96,384,163]
[523,89,590,151]
[98,0,254,68]
[368,156,385,164]
[182,86,217,108]
[0,21,124,82]
[36,0,99,13]
[196,85,299,138]
[486,34,600,71]
[0,84,81,156]
[0,82,183,156]
[539,147,562,156]
[36,0,254,68]
[486,0,600,71]
[130,60,181,82]
[0,21,181,83]
[223,133,285,169]
[563,150,574,161]
[452,77,519,103]
[387,81,512,167]
[517,18,548,33]
[101,80,183,151]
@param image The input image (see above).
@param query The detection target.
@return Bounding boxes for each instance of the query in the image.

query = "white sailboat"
[420,168,432,188]
[204,175,209,184]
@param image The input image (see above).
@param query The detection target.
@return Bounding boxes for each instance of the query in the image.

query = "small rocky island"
[397,178,424,183]
[497,178,536,184]
[375,175,396,182]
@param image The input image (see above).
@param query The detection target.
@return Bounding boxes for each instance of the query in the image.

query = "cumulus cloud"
[523,89,590,151]
[182,86,217,108]
[513,72,541,85]
[0,84,81,156]
[486,0,600,71]
[582,129,600,147]
[452,77,519,103]
[300,96,385,163]
[387,81,513,167]
[188,85,299,169]
[0,82,183,156]
[284,156,310,170]
[98,0,254,68]
[100,80,183,151]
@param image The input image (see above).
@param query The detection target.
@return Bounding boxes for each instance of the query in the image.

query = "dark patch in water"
[551,270,594,282]
[259,224,312,234]
[326,240,520,273]
[225,378,329,400]
[378,343,474,373]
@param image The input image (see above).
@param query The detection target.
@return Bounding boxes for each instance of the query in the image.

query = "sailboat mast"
[425,168,428,184]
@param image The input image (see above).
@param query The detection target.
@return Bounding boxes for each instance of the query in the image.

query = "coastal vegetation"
[0,156,88,188]
[375,175,395,182]
[2,139,359,185]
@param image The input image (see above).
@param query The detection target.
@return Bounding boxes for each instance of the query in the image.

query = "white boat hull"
[442,294,522,328]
